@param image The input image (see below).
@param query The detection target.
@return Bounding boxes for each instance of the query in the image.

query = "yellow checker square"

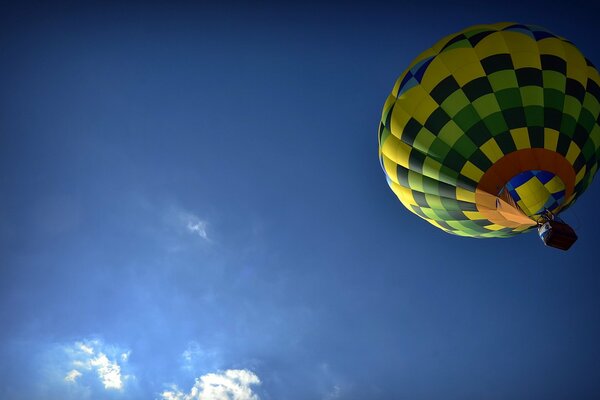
[537,38,566,57]
[543,128,559,151]
[460,161,484,181]
[395,84,429,116]
[480,138,504,163]
[456,186,475,203]
[412,95,440,125]
[510,51,542,69]
[472,93,501,119]
[382,155,399,184]
[473,32,510,59]
[510,128,530,149]
[419,57,452,92]
[565,141,581,164]
[501,31,538,53]
[389,104,411,137]
[381,135,411,169]
[437,48,480,73]
[381,94,396,120]
[452,62,486,87]
[390,181,413,201]
[544,176,565,194]
[567,66,589,88]
[587,66,600,86]
[463,211,482,221]
[562,43,587,69]
[484,223,507,231]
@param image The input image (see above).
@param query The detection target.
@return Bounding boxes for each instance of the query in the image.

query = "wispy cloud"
[160,369,261,400]
[61,339,132,391]
[180,341,219,372]
[185,215,209,240]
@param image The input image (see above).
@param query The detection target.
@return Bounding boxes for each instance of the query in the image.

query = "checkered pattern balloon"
[378,23,600,238]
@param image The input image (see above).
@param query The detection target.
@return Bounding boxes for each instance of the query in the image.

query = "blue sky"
[2,1,600,399]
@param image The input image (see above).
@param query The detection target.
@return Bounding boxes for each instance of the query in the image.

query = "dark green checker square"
[503,107,527,129]
[587,80,600,103]
[396,165,410,187]
[483,112,509,136]
[408,150,426,172]
[428,139,452,161]
[438,164,460,186]
[453,135,479,159]
[544,88,565,112]
[438,182,457,200]
[541,54,567,74]
[515,67,543,87]
[411,190,428,207]
[566,78,586,101]
[466,120,492,146]
[528,126,545,148]
[462,76,494,102]
[493,132,517,154]
[481,53,514,74]
[442,148,468,172]
[455,174,478,191]
[559,114,577,137]
[453,104,480,132]
[573,124,591,149]
[422,175,441,196]
[524,105,544,127]
[468,149,493,171]
[544,108,563,131]
[556,133,573,154]
[424,107,452,133]
[430,75,461,104]
[495,88,522,109]
[401,117,423,146]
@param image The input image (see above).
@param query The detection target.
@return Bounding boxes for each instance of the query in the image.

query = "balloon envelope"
[378,22,600,238]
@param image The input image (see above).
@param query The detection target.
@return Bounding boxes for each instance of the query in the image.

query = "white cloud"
[61,338,132,391]
[160,369,261,400]
[90,353,123,390]
[65,369,82,383]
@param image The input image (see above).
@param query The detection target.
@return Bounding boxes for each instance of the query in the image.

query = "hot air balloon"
[378,23,600,250]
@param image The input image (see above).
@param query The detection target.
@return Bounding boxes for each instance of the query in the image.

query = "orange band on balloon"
[474,149,576,229]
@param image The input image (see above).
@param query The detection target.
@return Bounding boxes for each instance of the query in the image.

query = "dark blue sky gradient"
[2,1,600,399]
